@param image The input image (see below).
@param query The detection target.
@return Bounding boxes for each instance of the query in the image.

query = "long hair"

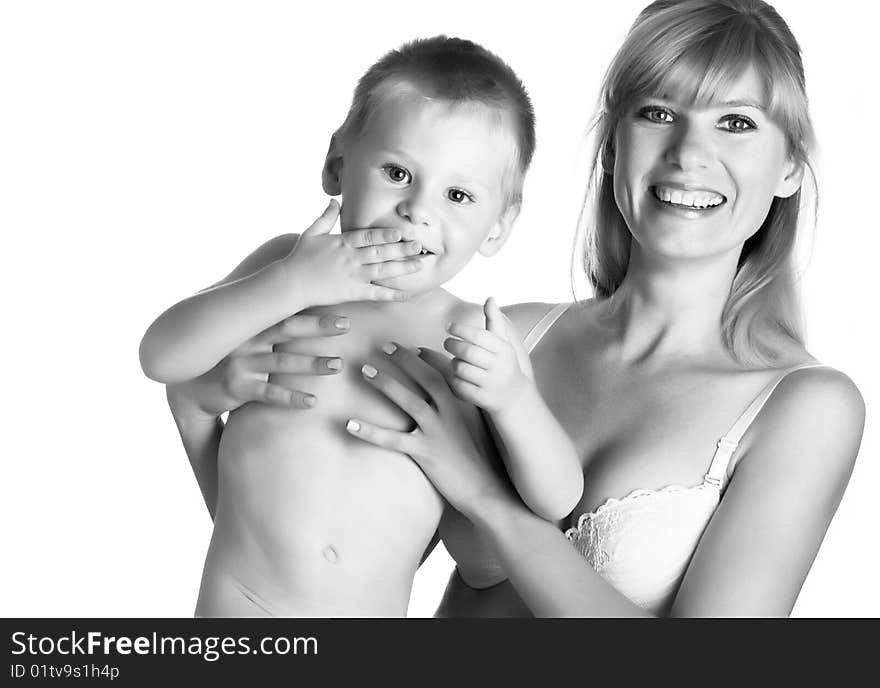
[577,0,816,364]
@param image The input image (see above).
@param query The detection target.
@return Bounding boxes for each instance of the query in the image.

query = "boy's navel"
[322,545,339,564]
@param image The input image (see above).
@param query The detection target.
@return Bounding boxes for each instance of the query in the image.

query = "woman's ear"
[322,133,344,196]
[478,203,520,257]
[775,155,805,199]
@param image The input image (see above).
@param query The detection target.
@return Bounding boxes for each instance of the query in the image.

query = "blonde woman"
[349,0,866,616]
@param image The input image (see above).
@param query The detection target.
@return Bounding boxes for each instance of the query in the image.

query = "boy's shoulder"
[215,233,299,287]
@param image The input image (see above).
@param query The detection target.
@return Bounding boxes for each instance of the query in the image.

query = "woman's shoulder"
[737,360,865,482]
[501,299,597,341]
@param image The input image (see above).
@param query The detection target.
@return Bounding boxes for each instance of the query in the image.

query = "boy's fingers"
[445,322,502,353]
[301,199,340,236]
[443,337,493,369]
[483,297,507,339]
[248,352,343,375]
[345,418,421,457]
[343,227,403,248]
[364,257,423,281]
[451,359,488,386]
[358,241,422,264]
[362,284,410,302]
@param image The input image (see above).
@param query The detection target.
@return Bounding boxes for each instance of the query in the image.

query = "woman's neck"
[599,246,740,366]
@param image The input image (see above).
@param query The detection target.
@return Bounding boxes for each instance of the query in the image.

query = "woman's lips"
[651,184,726,209]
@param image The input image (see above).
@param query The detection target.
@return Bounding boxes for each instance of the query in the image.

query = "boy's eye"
[447,188,474,205]
[382,164,412,184]
[638,105,675,124]
[718,114,757,133]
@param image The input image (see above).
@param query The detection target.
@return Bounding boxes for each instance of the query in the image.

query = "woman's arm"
[163,312,353,519]
[139,200,423,384]
[347,347,865,617]
[668,367,864,616]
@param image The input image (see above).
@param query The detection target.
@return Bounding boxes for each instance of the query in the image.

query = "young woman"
[346,0,866,616]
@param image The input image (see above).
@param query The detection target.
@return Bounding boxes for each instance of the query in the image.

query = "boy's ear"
[478,203,520,257]
[322,132,344,196]
[775,155,805,199]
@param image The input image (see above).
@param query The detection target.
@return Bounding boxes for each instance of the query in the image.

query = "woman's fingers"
[381,344,456,411]
[345,418,421,456]
[446,322,503,353]
[247,351,343,375]
[443,337,493,369]
[244,381,317,409]
[360,362,435,429]
[255,313,351,346]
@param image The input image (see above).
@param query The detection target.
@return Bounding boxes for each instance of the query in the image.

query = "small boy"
[141,36,581,616]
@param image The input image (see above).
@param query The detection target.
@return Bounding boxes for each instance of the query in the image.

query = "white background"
[1,0,876,617]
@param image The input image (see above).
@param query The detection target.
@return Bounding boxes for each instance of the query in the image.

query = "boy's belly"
[202,372,444,616]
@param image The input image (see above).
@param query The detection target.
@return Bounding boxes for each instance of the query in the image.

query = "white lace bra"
[523,303,825,616]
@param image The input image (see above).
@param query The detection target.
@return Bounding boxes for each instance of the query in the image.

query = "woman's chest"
[531,349,769,524]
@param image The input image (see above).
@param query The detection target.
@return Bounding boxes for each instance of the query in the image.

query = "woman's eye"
[383,165,412,184]
[447,188,474,205]
[639,106,674,124]
[718,115,757,133]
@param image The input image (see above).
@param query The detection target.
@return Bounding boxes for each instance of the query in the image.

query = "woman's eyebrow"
[718,98,766,111]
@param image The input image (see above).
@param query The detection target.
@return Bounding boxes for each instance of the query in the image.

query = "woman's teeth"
[652,186,725,209]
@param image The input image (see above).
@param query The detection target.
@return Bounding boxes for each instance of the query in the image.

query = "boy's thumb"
[483,297,506,338]
[302,199,340,236]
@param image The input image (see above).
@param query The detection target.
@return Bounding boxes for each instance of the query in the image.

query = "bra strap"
[522,303,570,354]
[704,363,827,486]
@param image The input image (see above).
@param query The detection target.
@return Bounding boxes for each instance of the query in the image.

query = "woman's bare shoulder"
[739,362,865,481]
[501,299,596,341]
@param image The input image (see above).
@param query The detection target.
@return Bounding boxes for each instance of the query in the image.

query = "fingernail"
[361,364,378,379]
[335,317,350,330]
[346,419,360,433]
[303,395,316,408]
[411,242,422,253]
[327,358,343,370]
[382,342,397,355]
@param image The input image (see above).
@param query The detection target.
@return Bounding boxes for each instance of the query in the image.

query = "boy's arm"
[166,384,222,520]
[139,200,424,384]
[444,299,583,521]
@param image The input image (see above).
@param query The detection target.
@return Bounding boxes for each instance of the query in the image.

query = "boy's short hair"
[336,36,536,208]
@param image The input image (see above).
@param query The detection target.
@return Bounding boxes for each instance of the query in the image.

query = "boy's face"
[325,90,519,295]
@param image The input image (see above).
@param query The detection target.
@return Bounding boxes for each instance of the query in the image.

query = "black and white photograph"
[2,0,877,632]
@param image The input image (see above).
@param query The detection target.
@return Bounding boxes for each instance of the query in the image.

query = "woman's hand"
[282,199,426,306]
[345,343,514,517]
[165,312,350,421]
[444,297,535,418]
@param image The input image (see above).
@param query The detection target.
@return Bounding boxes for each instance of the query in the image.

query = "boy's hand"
[282,199,425,306]
[443,297,535,419]
[166,312,350,419]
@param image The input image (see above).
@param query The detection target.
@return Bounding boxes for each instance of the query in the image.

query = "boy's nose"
[396,195,433,226]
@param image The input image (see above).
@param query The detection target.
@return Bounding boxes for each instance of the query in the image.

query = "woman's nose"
[664,121,714,171]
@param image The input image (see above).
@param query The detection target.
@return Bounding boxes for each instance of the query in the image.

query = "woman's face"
[612,65,802,264]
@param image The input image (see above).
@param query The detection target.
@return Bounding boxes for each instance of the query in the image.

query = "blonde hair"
[577,0,816,364]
